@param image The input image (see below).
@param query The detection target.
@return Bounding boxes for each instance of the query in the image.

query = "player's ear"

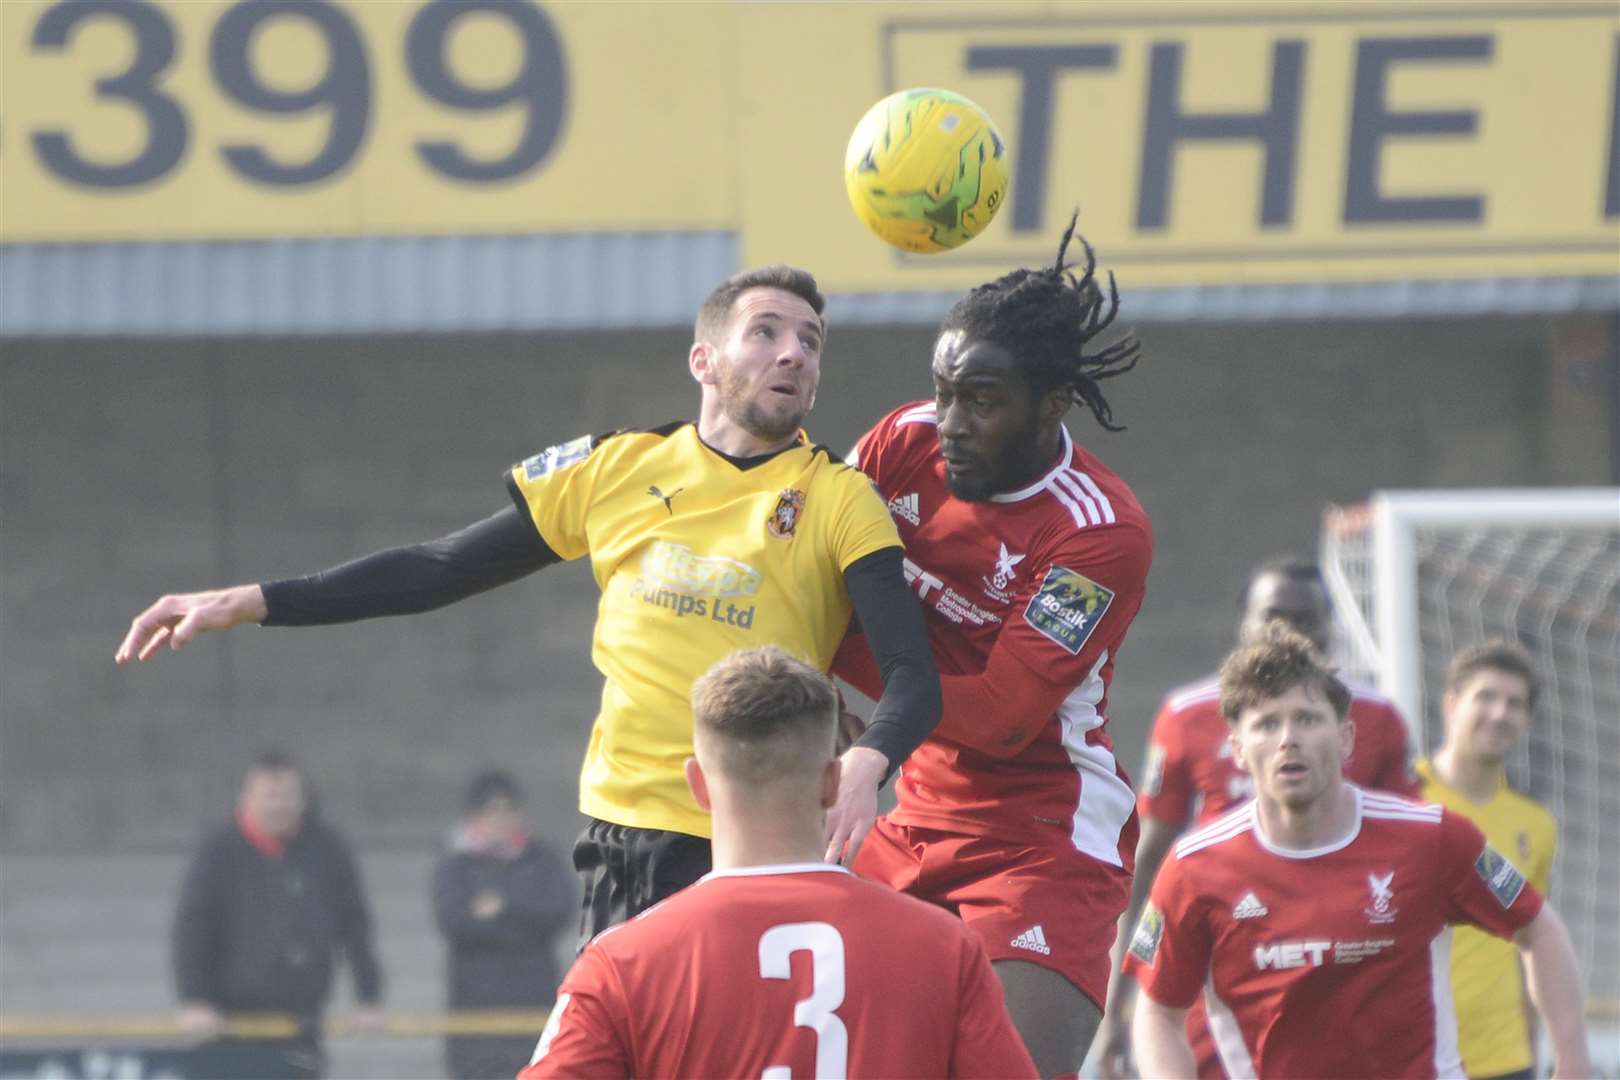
[1037,384,1071,425]
[689,340,719,385]
[820,758,841,811]
[685,757,712,811]
[1339,718,1356,764]
[1227,730,1251,774]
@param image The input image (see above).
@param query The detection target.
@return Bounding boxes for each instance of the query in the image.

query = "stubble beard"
[943,469,996,503]
[720,372,806,446]
[943,423,1045,503]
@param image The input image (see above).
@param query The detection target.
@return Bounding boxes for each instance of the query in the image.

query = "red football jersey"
[520,864,1038,1080]
[835,403,1153,865]
[1139,676,1418,827]
[1123,788,1543,1080]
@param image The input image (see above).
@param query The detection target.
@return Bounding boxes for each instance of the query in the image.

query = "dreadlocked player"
[833,214,1151,1077]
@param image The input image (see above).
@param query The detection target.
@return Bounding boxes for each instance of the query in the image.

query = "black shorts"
[571,819,712,947]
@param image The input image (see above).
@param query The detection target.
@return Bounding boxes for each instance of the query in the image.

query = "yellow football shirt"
[1416,758,1558,1077]
[508,423,902,838]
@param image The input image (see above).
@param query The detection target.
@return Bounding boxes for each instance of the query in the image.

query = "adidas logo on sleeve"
[886,492,921,525]
[1010,925,1052,955]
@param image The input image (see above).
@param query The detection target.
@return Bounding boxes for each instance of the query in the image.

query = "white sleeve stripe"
[1175,812,1257,858]
[1361,808,1443,824]
[528,992,571,1064]
[1067,468,1117,524]
[1360,791,1440,812]
[1050,470,1102,526]
[896,405,937,426]
[1043,475,1095,529]
[1166,683,1222,710]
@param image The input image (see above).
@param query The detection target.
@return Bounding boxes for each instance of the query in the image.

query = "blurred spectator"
[172,750,383,1079]
[435,769,574,1080]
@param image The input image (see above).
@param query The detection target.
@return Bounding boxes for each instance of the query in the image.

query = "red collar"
[462,822,529,859]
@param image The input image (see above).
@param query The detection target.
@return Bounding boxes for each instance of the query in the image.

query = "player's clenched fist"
[115,584,267,664]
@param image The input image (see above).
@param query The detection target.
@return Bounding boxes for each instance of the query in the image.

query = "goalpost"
[1321,488,1620,1051]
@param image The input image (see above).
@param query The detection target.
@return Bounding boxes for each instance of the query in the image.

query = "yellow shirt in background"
[1416,758,1557,1078]
[508,423,901,838]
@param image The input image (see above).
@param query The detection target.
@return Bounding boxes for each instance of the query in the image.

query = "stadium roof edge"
[3,234,1616,338]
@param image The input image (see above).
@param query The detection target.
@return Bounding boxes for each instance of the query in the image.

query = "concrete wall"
[2,315,1614,859]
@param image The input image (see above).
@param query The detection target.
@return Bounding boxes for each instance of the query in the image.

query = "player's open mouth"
[767,383,797,396]
[1277,762,1307,777]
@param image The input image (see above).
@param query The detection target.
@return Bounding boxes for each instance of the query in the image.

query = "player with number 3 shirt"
[521,648,1034,1079]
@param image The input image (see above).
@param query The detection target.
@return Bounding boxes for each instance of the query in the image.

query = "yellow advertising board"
[0,0,737,238]
[739,1,1620,288]
[2,0,1617,290]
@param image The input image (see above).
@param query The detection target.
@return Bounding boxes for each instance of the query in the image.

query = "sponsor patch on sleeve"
[1023,565,1115,655]
[521,435,595,480]
[1474,846,1528,908]
[1141,744,1167,798]
[1129,902,1165,965]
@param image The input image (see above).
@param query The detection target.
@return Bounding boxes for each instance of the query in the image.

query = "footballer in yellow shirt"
[508,421,899,837]
[115,265,941,943]
[1422,641,1559,1080]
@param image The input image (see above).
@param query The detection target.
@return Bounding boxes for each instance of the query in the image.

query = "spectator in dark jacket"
[434,769,574,1080]
[173,749,383,1079]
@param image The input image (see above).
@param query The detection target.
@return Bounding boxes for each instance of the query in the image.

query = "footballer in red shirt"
[522,647,1036,1080]
[1100,560,1417,1080]
[1123,626,1590,1080]
[834,216,1151,1075]
[525,864,1036,1080]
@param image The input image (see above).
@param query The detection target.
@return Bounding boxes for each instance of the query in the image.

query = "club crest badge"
[767,489,806,539]
[1364,871,1397,924]
[982,543,1026,602]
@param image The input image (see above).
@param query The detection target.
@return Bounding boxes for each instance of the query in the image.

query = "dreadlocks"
[939,211,1141,431]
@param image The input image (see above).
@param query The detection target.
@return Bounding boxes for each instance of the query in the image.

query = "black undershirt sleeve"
[842,546,942,781]
[261,505,560,626]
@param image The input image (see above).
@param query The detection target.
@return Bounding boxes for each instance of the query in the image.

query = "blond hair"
[690,647,837,785]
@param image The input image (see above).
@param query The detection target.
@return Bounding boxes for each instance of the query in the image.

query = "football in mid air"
[843,87,1010,254]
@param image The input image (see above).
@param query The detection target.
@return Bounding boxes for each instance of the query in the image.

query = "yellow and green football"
[844,87,1010,254]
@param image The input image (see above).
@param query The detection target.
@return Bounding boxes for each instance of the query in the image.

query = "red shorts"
[852,818,1131,1010]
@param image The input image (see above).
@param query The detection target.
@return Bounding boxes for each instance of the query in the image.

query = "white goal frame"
[1320,486,1620,1063]
[1324,487,1619,748]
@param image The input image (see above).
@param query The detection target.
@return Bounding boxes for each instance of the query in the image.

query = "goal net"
[1321,489,1619,1042]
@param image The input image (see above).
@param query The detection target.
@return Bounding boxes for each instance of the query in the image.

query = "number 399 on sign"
[17,0,567,191]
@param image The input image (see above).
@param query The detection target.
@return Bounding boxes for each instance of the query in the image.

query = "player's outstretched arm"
[1515,905,1591,1079]
[1098,814,1184,1080]
[116,585,267,663]
[1130,994,1194,1080]
[115,507,560,665]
